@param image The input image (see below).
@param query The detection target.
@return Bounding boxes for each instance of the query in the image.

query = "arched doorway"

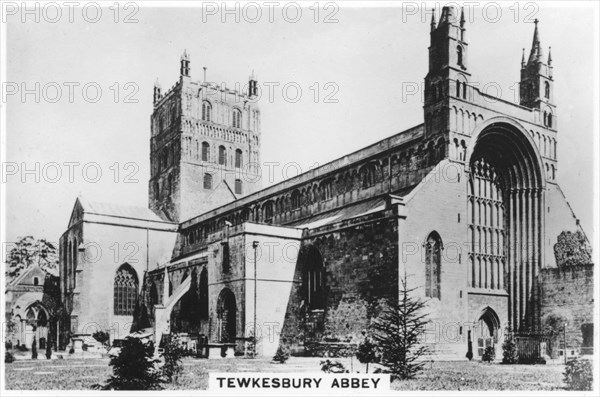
[476,307,501,359]
[171,270,201,333]
[217,288,236,343]
[468,120,544,332]
[24,302,51,349]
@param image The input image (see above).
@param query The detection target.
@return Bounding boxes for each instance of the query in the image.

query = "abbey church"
[58,7,592,359]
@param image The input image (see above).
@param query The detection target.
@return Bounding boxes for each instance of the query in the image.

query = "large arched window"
[114,264,138,316]
[469,157,505,291]
[232,108,242,129]
[218,145,226,165]
[424,232,442,299]
[202,142,210,162]
[202,101,212,122]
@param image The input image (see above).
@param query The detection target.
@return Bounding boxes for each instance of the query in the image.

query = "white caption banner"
[209,372,391,396]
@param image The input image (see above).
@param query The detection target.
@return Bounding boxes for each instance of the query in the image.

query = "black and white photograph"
[1,1,598,394]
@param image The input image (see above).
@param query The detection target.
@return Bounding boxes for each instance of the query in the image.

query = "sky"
[3,2,597,247]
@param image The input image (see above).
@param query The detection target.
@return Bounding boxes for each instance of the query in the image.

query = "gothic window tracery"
[468,158,505,290]
[114,264,138,316]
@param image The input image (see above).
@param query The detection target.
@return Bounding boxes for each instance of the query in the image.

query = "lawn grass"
[4,356,567,391]
[392,360,566,391]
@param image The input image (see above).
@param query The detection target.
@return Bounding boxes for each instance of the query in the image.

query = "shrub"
[272,346,290,364]
[94,337,162,390]
[482,346,495,363]
[5,352,15,363]
[160,334,185,383]
[245,330,259,358]
[17,344,29,352]
[93,331,111,350]
[564,357,593,391]
[320,359,348,373]
[501,330,518,364]
[356,337,378,373]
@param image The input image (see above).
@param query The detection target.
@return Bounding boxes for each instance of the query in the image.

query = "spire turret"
[528,19,543,63]
[249,70,258,98]
[438,6,457,26]
[153,78,162,105]
[519,20,555,116]
[425,5,469,138]
[180,49,190,77]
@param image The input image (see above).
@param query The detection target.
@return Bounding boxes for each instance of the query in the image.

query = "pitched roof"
[77,197,165,222]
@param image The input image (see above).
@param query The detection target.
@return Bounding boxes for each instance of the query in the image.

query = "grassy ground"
[392,360,566,391]
[4,355,567,391]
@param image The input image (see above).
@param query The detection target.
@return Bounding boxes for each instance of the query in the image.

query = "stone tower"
[149,51,262,222]
[424,6,469,140]
[520,20,556,124]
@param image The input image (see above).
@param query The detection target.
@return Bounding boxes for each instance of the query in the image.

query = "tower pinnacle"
[180,49,190,77]
[153,78,162,105]
[528,19,543,63]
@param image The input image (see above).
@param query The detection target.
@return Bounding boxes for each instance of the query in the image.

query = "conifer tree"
[370,275,430,380]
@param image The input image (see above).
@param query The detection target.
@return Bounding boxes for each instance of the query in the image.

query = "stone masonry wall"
[539,264,594,347]
[279,214,399,353]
